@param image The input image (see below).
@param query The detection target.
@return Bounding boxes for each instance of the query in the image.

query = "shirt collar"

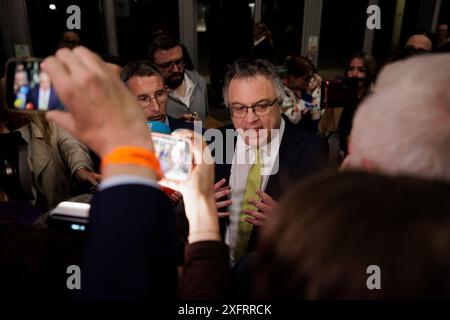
[235,118,286,160]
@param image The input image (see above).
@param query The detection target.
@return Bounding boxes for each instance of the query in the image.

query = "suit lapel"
[27,122,52,181]
[265,118,304,199]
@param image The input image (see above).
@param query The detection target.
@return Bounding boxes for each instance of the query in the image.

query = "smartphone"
[321,78,360,109]
[151,133,192,181]
[47,201,90,233]
[5,58,64,111]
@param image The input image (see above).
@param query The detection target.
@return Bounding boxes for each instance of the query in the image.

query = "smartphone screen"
[152,133,192,181]
[6,58,64,111]
[321,78,359,109]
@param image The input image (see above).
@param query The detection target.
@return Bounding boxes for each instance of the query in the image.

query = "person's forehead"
[153,46,183,63]
[350,57,364,66]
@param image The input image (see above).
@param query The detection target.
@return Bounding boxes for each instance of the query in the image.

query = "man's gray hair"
[222,58,286,106]
[348,54,450,181]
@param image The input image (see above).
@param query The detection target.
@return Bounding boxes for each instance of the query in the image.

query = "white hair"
[348,54,450,181]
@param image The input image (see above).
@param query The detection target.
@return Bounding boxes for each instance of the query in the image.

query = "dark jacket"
[167,115,195,132]
[26,86,62,110]
[81,184,177,299]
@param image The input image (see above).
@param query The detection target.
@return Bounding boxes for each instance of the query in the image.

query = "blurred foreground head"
[255,171,450,299]
[343,54,450,182]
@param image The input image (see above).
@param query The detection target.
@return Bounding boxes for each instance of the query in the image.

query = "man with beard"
[148,35,208,122]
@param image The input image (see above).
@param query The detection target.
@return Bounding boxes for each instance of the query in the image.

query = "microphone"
[146,121,171,134]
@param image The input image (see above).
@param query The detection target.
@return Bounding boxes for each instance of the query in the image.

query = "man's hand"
[308,73,322,94]
[159,131,220,243]
[43,46,153,158]
[213,178,232,218]
[244,190,278,226]
[180,112,200,122]
[76,167,102,187]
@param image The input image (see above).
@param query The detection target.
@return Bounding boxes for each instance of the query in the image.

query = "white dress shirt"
[169,72,195,108]
[38,88,51,110]
[225,119,286,264]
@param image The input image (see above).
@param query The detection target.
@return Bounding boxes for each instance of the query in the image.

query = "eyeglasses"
[229,97,279,118]
[137,89,168,108]
[156,58,184,70]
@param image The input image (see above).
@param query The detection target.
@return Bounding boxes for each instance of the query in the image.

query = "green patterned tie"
[234,149,262,262]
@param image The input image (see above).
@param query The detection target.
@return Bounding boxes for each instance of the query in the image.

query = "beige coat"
[318,107,344,136]
[18,120,93,210]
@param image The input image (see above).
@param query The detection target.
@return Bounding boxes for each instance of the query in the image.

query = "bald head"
[343,54,450,182]
[58,31,80,49]
[405,34,432,52]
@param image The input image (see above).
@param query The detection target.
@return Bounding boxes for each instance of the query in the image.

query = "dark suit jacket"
[26,86,62,110]
[214,115,328,251]
[167,116,195,132]
[81,184,177,299]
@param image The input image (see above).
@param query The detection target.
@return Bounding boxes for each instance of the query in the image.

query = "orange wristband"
[100,146,162,179]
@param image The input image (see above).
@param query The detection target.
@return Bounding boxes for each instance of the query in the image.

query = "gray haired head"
[222,58,285,106]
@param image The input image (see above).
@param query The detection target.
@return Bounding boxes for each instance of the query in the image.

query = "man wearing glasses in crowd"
[120,60,194,244]
[148,35,208,122]
[120,60,194,132]
[214,59,328,265]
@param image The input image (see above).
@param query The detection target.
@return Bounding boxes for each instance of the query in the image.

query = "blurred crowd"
[0,22,450,300]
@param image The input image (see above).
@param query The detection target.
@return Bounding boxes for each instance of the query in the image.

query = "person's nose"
[244,107,258,123]
[148,98,160,112]
[171,63,182,73]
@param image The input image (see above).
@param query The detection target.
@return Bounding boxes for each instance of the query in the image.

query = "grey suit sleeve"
[54,123,94,176]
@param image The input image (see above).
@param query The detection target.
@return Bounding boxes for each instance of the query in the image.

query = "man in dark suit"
[121,60,195,260]
[26,71,62,110]
[213,59,328,264]
[120,60,194,133]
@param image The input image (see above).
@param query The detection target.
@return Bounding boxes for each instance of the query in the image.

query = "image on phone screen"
[7,59,64,111]
[152,134,192,181]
